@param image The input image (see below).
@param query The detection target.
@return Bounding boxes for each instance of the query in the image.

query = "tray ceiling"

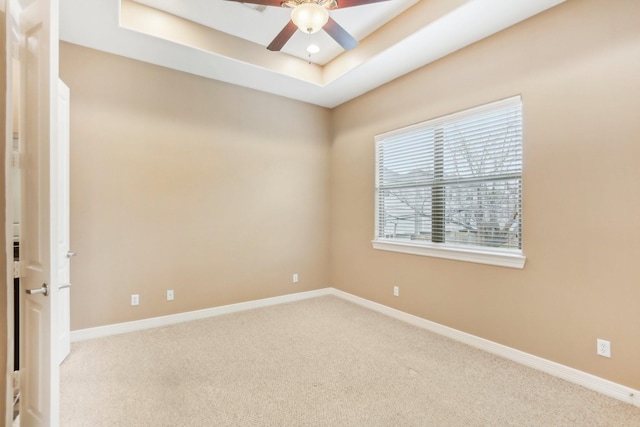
[60,0,565,108]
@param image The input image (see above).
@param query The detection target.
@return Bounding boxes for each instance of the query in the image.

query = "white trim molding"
[372,240,526,269]
[331,288,639,408]
[71,287,637,408]
[70,288,332,342]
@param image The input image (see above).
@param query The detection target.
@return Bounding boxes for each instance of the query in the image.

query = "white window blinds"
[375,96,523,253]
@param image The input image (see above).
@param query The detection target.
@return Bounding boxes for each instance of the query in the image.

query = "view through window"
[374,96,523,257]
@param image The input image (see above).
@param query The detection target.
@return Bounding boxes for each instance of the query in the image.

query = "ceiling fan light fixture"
[307,43,320,54]
[291,3,329,34]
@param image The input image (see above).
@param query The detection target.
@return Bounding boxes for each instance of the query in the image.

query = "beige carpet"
[60,296,640,426]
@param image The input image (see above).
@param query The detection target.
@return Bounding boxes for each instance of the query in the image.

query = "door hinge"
[13,260,20,278]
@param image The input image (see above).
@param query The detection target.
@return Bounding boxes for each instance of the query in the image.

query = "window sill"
[371,239,526,269]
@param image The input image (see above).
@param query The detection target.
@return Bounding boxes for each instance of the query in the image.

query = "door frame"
[4,1,17,424]
[4,0,62,424]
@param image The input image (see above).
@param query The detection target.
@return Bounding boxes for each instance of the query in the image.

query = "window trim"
[372,96,526,269]
[372,239,526,269]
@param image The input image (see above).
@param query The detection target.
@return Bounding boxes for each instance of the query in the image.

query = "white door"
[10,0,62,425]
[57,80,71,365]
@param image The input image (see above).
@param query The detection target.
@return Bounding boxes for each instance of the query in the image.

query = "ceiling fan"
[225,0,392,52]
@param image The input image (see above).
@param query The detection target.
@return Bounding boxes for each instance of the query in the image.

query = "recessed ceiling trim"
[60,0,566,108]
[121,0,324,85]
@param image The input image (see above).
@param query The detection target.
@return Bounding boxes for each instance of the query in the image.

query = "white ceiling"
[59,0,565,108]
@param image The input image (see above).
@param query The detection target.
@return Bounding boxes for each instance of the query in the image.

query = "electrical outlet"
[167,290,174,301]
[131,294,139,306]
[393,286,399,297]
[597,339,611,358]
[293,273,299,283]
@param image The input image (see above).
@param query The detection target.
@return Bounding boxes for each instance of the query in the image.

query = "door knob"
[26,283,48,296]
[67,252,76,258]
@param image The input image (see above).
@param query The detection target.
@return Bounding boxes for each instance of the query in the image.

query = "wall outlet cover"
[597,339,611,358]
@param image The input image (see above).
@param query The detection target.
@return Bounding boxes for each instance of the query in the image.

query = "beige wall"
[57,0,640,395]
[330,0,640,390]
[59,42,331,330]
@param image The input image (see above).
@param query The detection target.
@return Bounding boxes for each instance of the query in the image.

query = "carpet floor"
[60,295,640,426]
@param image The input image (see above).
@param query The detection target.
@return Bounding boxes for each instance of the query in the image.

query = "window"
[373,96,525,268]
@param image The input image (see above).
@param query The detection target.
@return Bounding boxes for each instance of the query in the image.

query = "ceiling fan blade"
[267,20,298,51]
[334,0,391,8]
[324,17,358,50]
[224,0,284,6]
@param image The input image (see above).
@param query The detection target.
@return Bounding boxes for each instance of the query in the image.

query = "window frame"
[372,97,526,269]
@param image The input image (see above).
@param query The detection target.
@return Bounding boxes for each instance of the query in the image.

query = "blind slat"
[375,97,523,252]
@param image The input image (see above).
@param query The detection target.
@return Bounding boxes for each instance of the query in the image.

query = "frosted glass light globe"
[291,3,329,34]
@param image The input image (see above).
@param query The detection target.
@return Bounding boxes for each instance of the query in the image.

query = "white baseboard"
[71,286,639,408]
[70,288,332,342]
[329,288,640,408]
